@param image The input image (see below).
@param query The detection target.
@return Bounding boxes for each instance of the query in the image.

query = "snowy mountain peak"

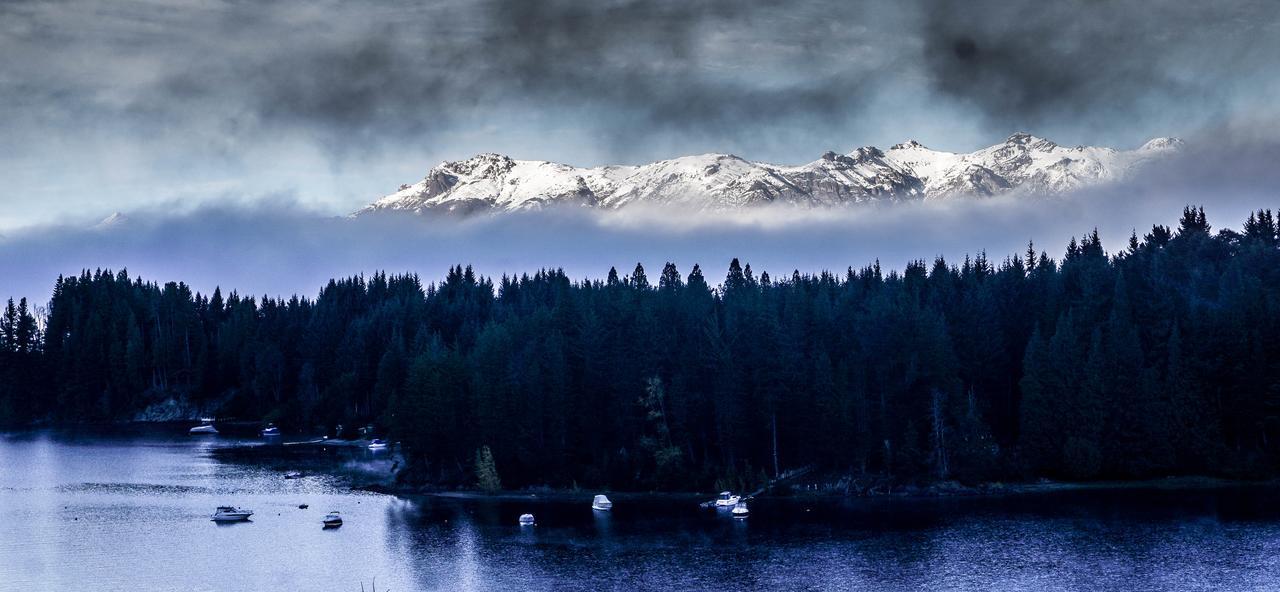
[448,153,517,176]
[847,146,887,162]
[1140,137,1184,151]
[890,140,929,150]
[358,133,1182,216]
[1004,132,1058,149]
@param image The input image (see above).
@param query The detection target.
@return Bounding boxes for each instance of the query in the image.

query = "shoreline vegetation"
[372,475,1280,501]
[7,423,1276,504]
[4,207,1280,498]
[195,431,1280,502]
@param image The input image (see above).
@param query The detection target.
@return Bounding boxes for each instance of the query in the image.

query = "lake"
[2,427,1279,591]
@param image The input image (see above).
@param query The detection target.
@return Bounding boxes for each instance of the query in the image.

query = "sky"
[2,0,1280,301]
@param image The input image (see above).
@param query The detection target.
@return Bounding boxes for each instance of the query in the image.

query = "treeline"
[3,207,1280,491]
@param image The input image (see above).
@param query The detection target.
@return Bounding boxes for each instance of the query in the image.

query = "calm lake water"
[2,428,1280,591]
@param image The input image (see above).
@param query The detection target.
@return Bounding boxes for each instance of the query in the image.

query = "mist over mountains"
[1,124,1277,311]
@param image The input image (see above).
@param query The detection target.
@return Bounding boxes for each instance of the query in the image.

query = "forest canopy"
[2,207,1279,491]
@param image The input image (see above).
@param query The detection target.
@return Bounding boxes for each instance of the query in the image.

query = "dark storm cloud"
[5,0,1280,155]
[3,0,1280,231]
[0,0,920,161]
[921,0,1280,133]
[132,0,908,150]
[5,0,1279,169]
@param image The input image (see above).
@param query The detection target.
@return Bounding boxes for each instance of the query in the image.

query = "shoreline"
[354,474,1280,504]
[9,426,1279,503]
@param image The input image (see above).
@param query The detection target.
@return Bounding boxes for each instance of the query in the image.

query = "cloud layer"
[4,131,1278,305]
[3,0,1279,229]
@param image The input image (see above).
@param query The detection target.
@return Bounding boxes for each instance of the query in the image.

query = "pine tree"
[475,445,502,493]
[0,299,16,352]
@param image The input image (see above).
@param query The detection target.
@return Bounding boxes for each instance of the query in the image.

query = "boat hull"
[211,514,252,522]
[211,506,253,521]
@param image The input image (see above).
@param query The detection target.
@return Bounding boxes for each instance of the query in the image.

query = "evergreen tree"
[2,206,1280,489]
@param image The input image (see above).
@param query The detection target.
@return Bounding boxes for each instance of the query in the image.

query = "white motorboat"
[367,438,388,450]
[731,500,750,518]
[260,423,281,437]
[211,506,253,522]
[592,494,613,511]
[518,513,535,526]
[189,419,218,435]
[283,471,303,479]
[714,491,740,507]
[323,511,343,527]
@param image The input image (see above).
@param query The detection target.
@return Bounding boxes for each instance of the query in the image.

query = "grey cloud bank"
[2,0,1279,229]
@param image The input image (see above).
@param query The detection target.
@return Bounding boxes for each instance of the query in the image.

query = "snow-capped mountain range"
[357,133,1183,216]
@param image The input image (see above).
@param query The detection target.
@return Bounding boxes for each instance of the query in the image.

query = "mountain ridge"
[357,133,1183,216]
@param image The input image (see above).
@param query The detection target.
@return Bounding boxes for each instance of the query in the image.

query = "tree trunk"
[772,412,780,478]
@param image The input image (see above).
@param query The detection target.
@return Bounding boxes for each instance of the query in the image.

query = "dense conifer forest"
[3,207,1280,491]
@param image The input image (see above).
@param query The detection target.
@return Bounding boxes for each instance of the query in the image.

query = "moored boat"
[367,438,388,450]
[731,500,750,518]
[519,513,535,526]
[323,511,343,527]
[211,506,253,522]
[592,494,613,511]
[714,491,740,507]
[189,419,218,435]
[260,423,281,437]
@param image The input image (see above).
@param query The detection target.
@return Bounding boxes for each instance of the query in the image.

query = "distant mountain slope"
[356,133,1182,216]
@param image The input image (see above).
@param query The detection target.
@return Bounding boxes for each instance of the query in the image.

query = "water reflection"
[592,506,613,538]
[6,429,1280,591]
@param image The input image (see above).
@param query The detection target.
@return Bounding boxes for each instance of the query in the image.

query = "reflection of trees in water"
[361,490,1280,591]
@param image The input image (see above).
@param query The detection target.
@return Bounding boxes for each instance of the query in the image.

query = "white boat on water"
[211,506,253,522]
[189,419,218,435]
[731,501,750,518]
[519,513,535,526]
[714,491,740,507]
[260,423,281,437]
[367,438,388,450]
[283,471,303,479]
[592,494,613,511]
[323,511,343,528]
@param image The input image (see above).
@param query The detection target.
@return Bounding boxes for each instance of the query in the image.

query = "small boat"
[298,504,309,509]
[283,471,303,479]
[518,513,535,526]
[714,491,740,507]
[323,511,343,527]
[592,494,613,511]
[260,423,281,437]
[367,438,388,450]
[731,500,750,518]
[189,419,218,435]
[211,506,253,522]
